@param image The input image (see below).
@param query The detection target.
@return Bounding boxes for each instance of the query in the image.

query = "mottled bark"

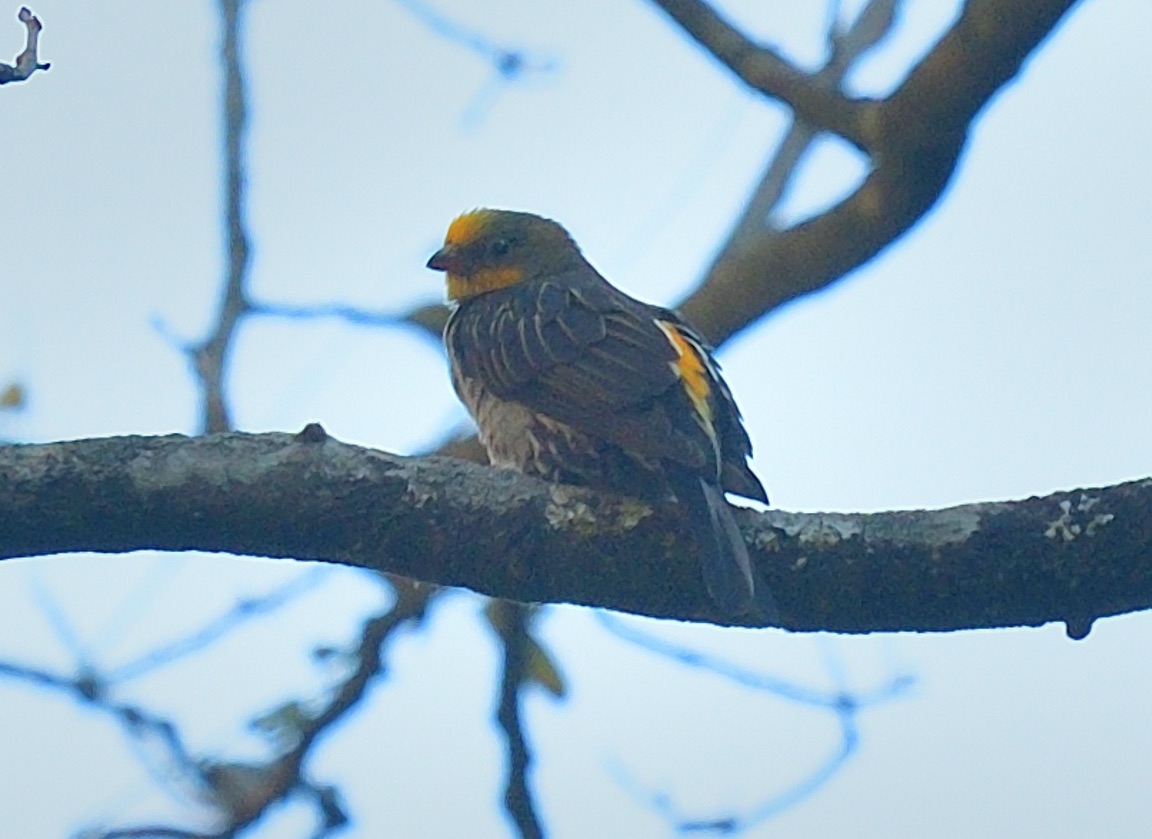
[2,431,1147,634]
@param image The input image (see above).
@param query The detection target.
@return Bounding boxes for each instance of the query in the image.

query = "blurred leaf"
[0,382,25,411]
[250,700,311,749]
[484,599,567,699]
[524,640,566,699]
[200,757,297,823]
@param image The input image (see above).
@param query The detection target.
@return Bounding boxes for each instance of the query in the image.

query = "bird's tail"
[668,470,779,620]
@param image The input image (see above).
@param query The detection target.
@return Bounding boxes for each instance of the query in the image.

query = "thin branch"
[70,579,428,837]
[0,7,49,85]
[0,657,75,691]
[720,0,900,251]
[600,609,911,829]
[95,828,210,839]
[191,0,253,434]
[247,299,448,343]
[597,611,913,707]
[1,431,1149,633]
[297,581,431,738]
[106,567,328,683]
[1,656,218,839]
[206,582,431,831]
[487,601,545,838]
[393,0,558,126]
[648,0,868,147]
[612,712,856,834]
[393,0,557,82]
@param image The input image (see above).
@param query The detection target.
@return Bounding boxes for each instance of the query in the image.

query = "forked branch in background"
[654,0,1081,342]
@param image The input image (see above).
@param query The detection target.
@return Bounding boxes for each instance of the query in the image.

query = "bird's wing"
[653,312,769,503]
[447,275,717,472]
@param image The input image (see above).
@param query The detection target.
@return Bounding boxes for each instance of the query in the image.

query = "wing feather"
[446,273,756,483]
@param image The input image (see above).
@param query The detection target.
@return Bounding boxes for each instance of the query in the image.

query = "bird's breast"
[451,368,570,475]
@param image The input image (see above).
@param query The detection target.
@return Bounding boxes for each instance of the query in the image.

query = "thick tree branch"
[662,0,1082,343]
[2,432,1149,635]
[689,0,898,334]
[745,3,898,222]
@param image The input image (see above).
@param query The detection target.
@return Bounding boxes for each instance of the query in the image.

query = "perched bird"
[427,209,770,615]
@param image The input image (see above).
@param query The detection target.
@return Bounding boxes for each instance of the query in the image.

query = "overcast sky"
[2,1,1151,837]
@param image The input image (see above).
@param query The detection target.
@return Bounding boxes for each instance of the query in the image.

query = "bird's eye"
[490,238,511,257]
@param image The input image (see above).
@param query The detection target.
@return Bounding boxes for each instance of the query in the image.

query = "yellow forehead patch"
[445,209,495,247]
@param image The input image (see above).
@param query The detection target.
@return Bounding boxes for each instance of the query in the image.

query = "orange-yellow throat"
[446,266,524,302]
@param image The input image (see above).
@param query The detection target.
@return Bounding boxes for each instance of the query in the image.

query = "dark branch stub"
[1064,617,1094,641]
[294,422,329,444]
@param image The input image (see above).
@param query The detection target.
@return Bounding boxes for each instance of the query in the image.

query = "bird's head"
[427,209,585,302]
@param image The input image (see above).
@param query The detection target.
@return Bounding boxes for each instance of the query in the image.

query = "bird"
[427,208,771,616]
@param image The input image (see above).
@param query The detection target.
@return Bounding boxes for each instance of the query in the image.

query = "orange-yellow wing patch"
[655,319,718,451]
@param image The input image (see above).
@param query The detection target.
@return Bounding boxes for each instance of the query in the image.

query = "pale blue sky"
[1,1,1151,837]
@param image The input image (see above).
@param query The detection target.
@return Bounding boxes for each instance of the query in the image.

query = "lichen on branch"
[1,431,1150,634]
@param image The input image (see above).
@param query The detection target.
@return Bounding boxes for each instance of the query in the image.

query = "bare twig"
[1,658,217,838]
[598,611,912,705]
[64,578,429,837]
[721,0,901,251]
[190,0,253,434]
[599,609,913,829]
[0,7,49,85]
[648,0,868,146]
[394,0,557,82]
[248,299,448,343]
[205,580,431,831]
[106,568,328,683]
[487,601,548,838]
